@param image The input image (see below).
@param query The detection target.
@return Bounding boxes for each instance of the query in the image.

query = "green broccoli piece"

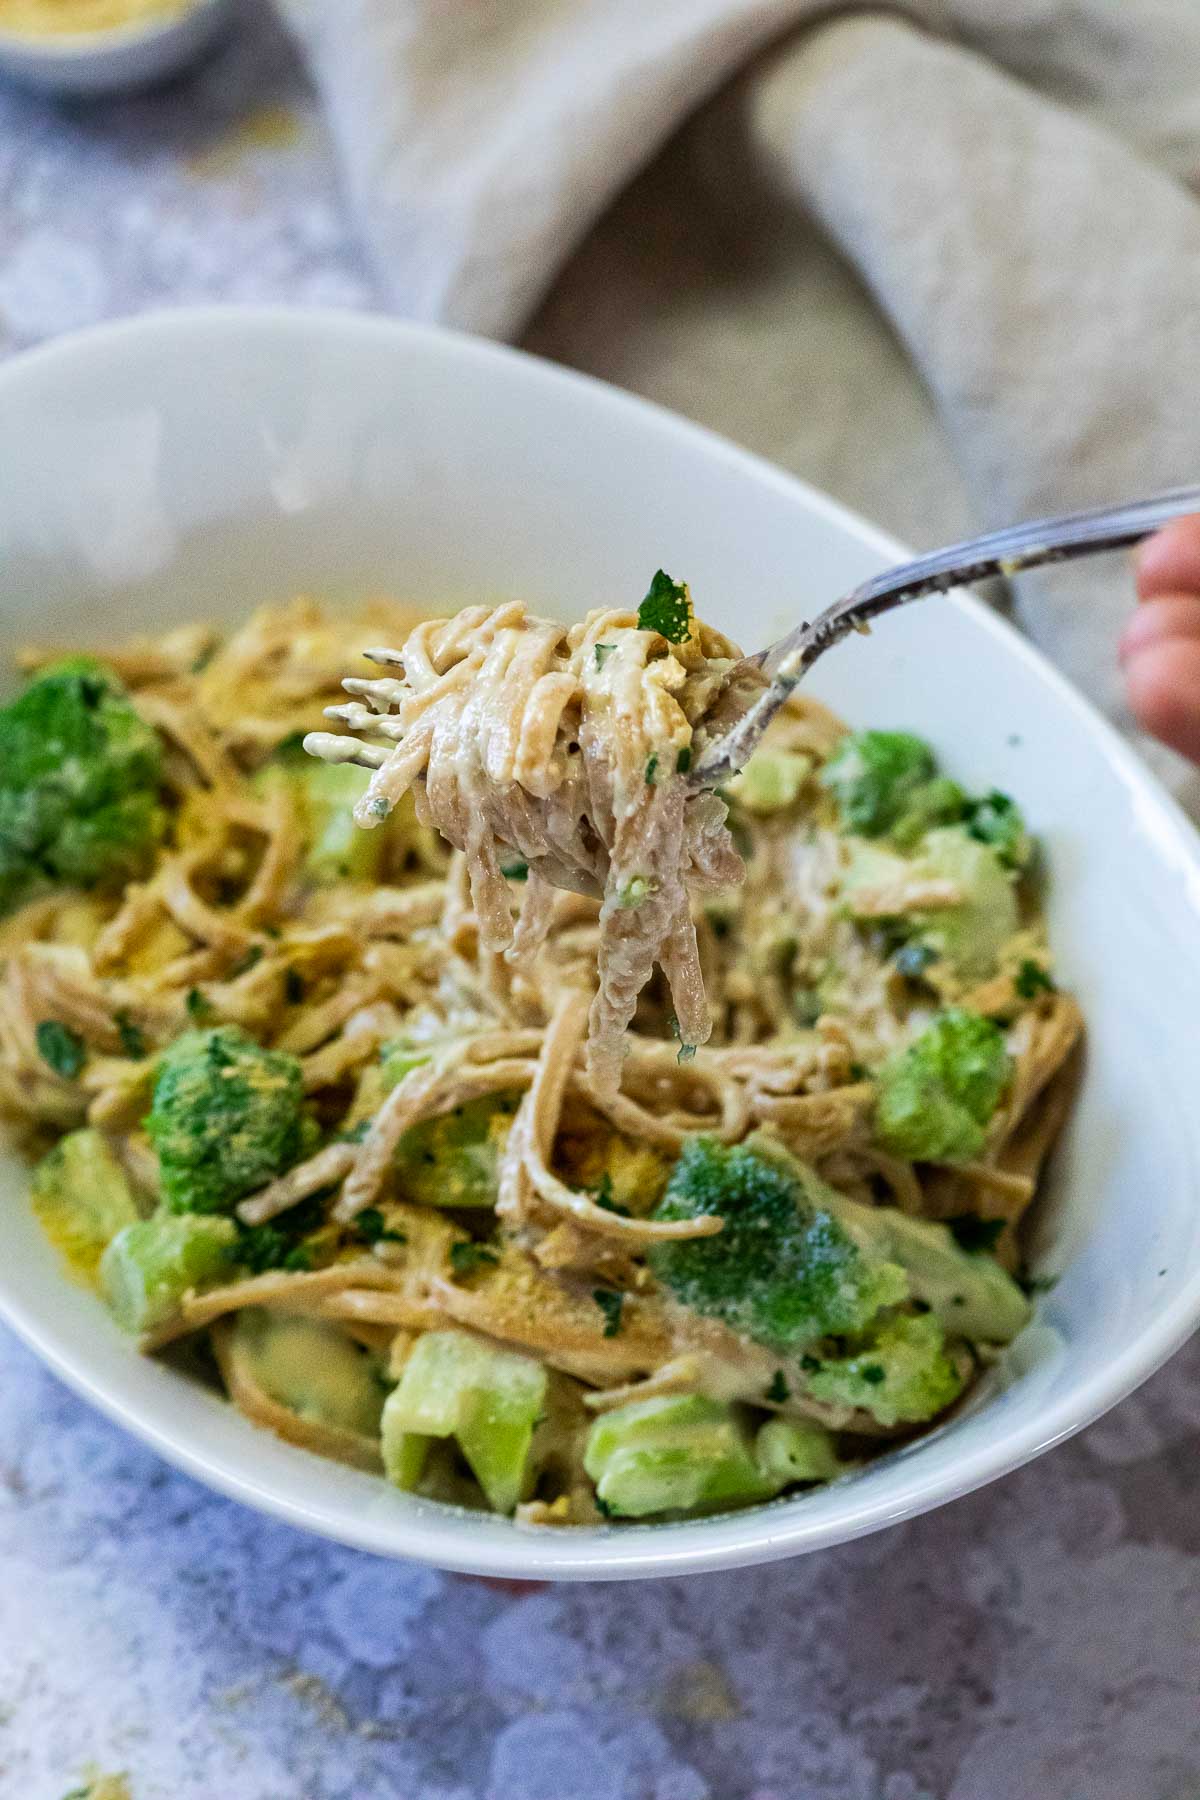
[821,1191,1031,1342]
[874,1010,1012,1164]
[145,1026,308,1215]
[100,1210,238,1335]
[910,826,1019,980]
[584,1394,774,1518]
[820,730,938,838]
[395,1092,517,1209]
[0,657,164,916]
[381,1328,546,1514]
[31,1127,139,1281]
[964,789,1030,868]
[649,1136,907,1354]
[804,1312,966,1427]
[754,1415,844,1486]
[636,570,694,644]
[888,775,967,850]
[228,1310,385,1439]
[263,748,387,885]
[727,747,812,816]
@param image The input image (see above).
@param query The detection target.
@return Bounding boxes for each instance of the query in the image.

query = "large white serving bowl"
[1,308,1199,1581]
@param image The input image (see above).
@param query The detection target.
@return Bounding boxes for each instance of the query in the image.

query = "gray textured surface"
[1,8,1199,1798]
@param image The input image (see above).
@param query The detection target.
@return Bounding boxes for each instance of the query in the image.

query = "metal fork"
[691,483,1200,788]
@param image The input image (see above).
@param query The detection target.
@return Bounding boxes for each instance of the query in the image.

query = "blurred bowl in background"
[0,0,233,95]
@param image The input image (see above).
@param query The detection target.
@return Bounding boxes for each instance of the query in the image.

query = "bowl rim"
[0,0,223,57]
[3,304,1200,1580]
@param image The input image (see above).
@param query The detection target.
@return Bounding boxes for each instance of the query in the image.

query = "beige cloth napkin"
[279,0,1200,809]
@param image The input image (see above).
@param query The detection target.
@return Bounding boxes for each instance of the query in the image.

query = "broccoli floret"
[804,1312,965,1427]
[636,570,694,644]
[145,1026,308,1215]
[874,1010,1011,1163]
[964,789,1030,868]
[0,657,164,916]
[649,1136,907,1354]
[820,730,938,838]
[100,1210,238,1335]
[31,1128,138,1281]
[395,1092,517,1209]
[888,775,967,850]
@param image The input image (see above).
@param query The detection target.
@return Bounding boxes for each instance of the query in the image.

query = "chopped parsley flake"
[500,859,529,881]
[355,1207,407,1246]
[594,643,616,668]
[35,1019,86,1080]
[369,797,391,819]
[450,1241,499,1277]
[229,943,265,979]
[114,1009,146,1060]
[676,745,692,774]
[645,752,659,786]
[946,1215,1006,1254]
[861,1364,887,1385]
[636,570,692,643]
[186,987,215,1024]
[1014,959,1055,1000]
[593,1288,625,1337]
[765,1371,790,1404]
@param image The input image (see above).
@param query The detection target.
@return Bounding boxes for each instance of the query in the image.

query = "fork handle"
[759,482,1200,682]
[692,483,1200,787]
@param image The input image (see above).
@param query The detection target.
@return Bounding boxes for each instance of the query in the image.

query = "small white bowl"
[2,308,1200,1581]
[0,0,232,95]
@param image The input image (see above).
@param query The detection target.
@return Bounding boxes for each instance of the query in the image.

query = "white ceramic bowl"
[0,0,232,95]
[2,308,1199,1581]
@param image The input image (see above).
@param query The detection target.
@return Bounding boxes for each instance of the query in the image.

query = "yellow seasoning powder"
[0,0,189,35]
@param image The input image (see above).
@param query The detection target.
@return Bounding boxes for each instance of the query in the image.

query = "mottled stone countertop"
[1,8,1198,1799]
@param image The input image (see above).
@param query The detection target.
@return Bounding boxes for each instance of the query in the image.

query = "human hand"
[1120,515,1200,764]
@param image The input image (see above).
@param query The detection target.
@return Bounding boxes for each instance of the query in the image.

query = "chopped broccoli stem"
[395,1092,517,1209]
[382,1328,546,1514]
[31,1128,139,1281]
[754,1416,843,1486]
[649,1136,907,1354]
[874,1010,1011,1164]
[636,570,694,643]
[584,1394,774,1517]
[145,1026,308,1215]
[101,1210,237,1335]
[0,657,164,916]
[821,1190,1031,1342]
[230,1309,385,1438]
[728,748,812,816]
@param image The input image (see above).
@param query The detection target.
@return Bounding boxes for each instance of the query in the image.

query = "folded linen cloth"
[279,0,1200,809]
